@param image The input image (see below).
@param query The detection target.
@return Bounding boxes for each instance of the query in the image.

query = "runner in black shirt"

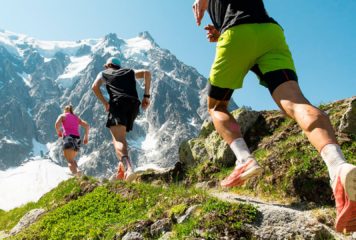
[92,57,151,182]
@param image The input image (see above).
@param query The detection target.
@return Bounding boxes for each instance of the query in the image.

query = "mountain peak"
[104,33,124,47]
[138,31,157,46]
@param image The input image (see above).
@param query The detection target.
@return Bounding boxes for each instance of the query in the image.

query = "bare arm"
[135,70,151,110]
[55,115,64,137]
[91,73,110,112]
[192,0,208,26]
[79,118,90,144]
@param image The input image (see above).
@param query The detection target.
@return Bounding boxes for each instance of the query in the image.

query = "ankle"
[230,138,252,165]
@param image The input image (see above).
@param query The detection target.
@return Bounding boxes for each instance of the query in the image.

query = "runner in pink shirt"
[55,105,90,176]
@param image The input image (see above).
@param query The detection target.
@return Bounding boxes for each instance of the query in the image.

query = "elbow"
[91,83,96,91]
[145,71,151,77]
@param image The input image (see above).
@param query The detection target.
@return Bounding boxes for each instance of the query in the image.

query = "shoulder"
[95,71,104,80]
[58,113,66,121]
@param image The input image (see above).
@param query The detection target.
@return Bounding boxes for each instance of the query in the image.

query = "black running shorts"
[106,98,140,132]
[63,135,81,152]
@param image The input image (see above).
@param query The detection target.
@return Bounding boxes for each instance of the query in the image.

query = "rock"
[9,208,46,235]
[179,108,260,169]
[121,232,144,240]
[158,231,174,240]
[339,97,356,134]
[195,180,217,189]
[177,205,199,224]
[135,162,184,183]
[210,191,336,240]
[150,218,172,237]
[0,231,9,239]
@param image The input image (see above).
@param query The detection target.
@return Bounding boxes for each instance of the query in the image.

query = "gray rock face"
[9,208,46,235]
[0,231,9,240]
[121,232,144,240]
[177,205,199,224]
[34,101,62,143]
[150,218,172,237]
[210,191,339,240]
[339,96,356,134]
[179,108,259,169]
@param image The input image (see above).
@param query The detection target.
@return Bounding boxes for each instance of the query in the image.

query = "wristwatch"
[143,94,151,98]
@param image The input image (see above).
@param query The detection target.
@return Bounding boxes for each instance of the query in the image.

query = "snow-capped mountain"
[0,29,237,177]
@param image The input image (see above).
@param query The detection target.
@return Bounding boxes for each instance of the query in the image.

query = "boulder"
[9,208,45,235]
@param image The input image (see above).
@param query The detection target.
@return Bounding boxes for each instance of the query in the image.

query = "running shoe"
[116,161,125,180]
[333,164,356,233]
[221,158,263,188]
[125,168,137,182]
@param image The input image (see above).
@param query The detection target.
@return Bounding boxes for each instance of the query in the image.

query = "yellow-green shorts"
[209,23,298,99]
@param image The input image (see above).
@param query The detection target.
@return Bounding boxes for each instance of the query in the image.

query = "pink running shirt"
[62,113,80,137]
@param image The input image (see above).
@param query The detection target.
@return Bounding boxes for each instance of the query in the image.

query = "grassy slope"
[0,177,257,239]
[183,98,355,227]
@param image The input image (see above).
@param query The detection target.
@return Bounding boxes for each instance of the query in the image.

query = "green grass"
[171,198,257,239]
[0,178,81,231]
[1,178,258,239]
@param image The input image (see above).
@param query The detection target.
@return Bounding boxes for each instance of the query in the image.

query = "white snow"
[0,29,100,58]
[18,72,32,87]
[103,46,120,56]
[0,30,20,55]
[141,133,158,151]
[134,163,168,173]
[56,55,92,88]
[32,138,48,157]
[122,36,153,66]
[125,37,153,53]
[1,137,20,145]
[77,151,99,166]
[188,117,199,127]
[0,159,70,211]
[166,71,188,85]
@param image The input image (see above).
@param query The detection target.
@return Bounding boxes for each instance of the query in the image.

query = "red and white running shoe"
[333,164,356,233]
[221,158,263,188]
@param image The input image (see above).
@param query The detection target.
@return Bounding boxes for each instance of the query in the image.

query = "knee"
[207,101,228,116]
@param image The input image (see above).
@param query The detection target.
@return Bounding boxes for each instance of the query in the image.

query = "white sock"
[230,138,252,165]
[320,144,346,181]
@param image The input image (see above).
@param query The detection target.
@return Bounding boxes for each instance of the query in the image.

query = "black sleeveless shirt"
[102,68,139,102]
[208,0,278,34]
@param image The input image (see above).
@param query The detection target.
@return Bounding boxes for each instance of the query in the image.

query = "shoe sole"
[125,172,138,182]
[335,167,356,233]
[221,165,263,188]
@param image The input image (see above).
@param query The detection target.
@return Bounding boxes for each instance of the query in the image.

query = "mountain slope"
[0,29,237,176]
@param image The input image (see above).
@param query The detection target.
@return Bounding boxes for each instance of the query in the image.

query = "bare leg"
[207,97,242,144]
[109,125,134,173]
[63,149,79,174]
[271,81,337,152]
[208,96,263,187]
[272,80,356,232]
[109,124,128,160]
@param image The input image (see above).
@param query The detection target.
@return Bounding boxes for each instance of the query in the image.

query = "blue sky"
[0,0,355,110]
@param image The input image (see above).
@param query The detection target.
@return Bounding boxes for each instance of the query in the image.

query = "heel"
[345,167,356,201]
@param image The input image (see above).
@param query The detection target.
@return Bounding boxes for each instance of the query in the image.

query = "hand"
[192,0,208,26]
[57,131,63,138]
[104,101,110,112]
[204,24,220,42]
[141,97,150,110]
[83,135,89,145]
